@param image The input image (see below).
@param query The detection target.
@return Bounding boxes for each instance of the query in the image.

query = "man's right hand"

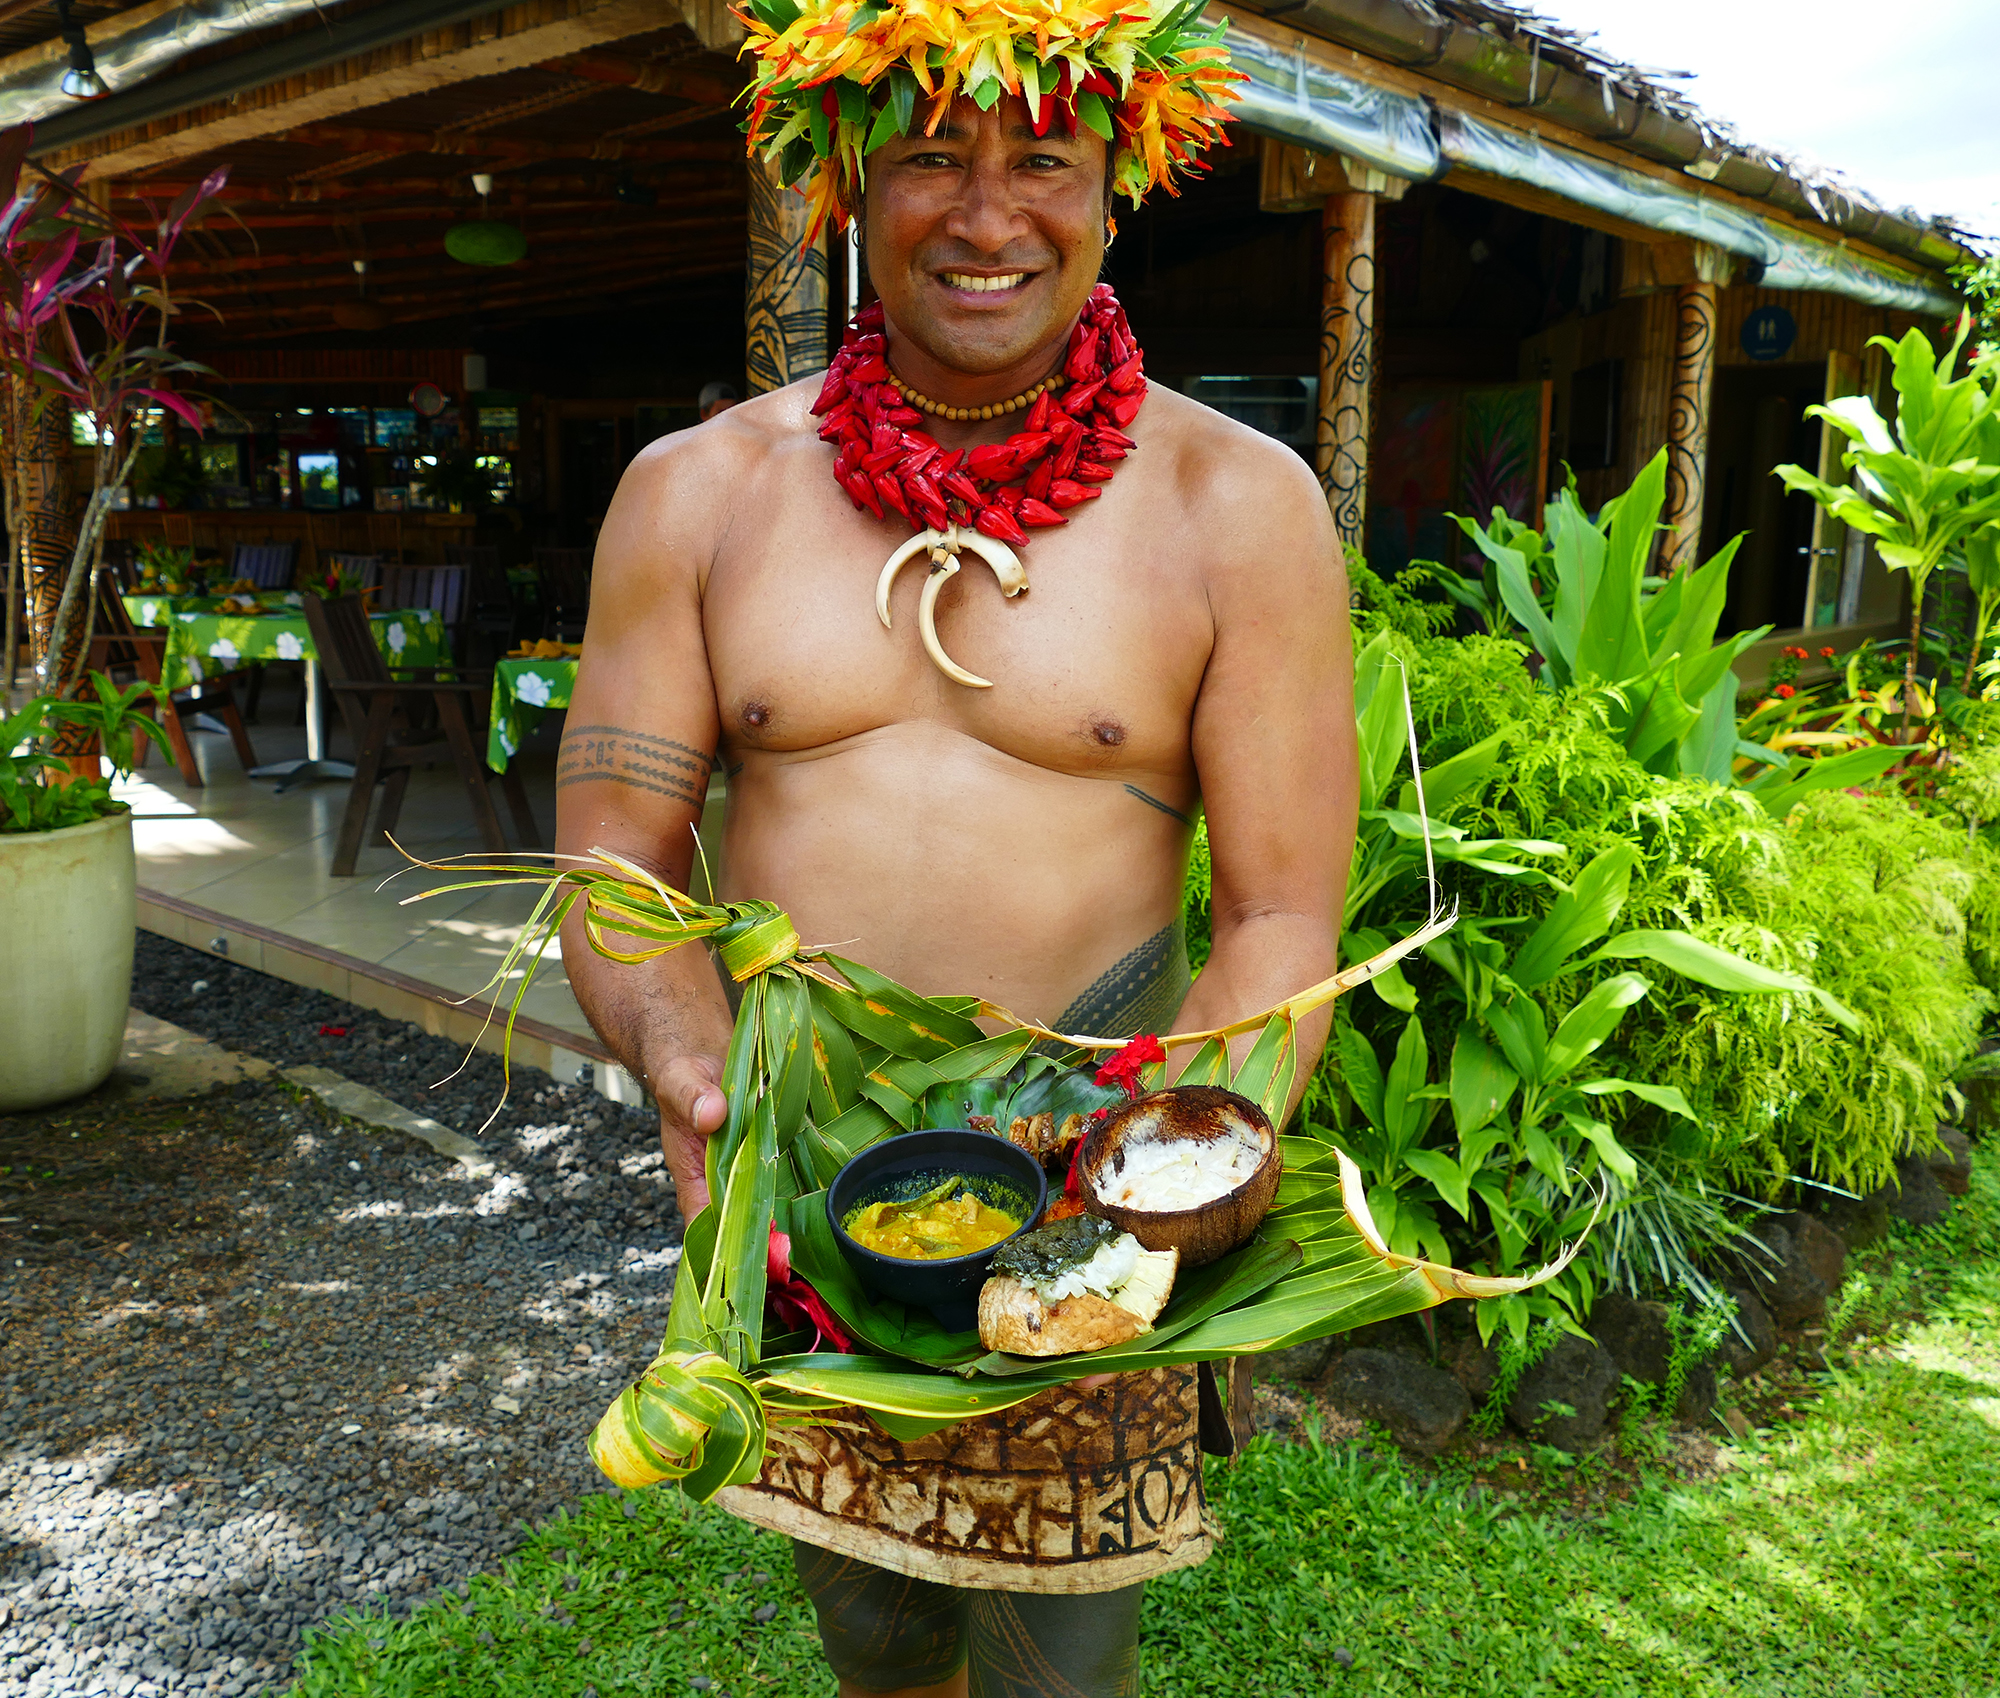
[655,1053,729,1218]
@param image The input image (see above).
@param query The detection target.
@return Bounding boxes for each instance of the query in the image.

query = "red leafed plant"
[0,121,230,714]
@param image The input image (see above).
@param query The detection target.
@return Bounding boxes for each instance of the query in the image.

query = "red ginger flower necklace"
[810,282,1147,690]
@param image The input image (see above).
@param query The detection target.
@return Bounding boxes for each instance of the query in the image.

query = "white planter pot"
[0,810,135,1112]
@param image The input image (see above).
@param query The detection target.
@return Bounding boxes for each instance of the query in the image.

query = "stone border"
[1253,1123,1979,1457]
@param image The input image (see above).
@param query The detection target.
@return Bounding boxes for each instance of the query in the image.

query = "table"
[123,595,446,790]
[488,656,578,770]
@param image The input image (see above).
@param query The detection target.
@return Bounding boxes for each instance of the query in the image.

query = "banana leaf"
[407,843,1571,1506]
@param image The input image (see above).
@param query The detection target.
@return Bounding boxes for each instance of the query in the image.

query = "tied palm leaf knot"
[587,1348,768,1498]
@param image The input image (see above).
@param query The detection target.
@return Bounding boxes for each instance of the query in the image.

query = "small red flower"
[1774,684,1797,699]
[1065,1111,1112,1199]
[1093,1033,1165,1099]
[1820,647,1836,660]
[765,1223,851,1352]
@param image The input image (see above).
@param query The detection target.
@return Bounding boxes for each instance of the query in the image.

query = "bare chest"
[701,448,1212,777]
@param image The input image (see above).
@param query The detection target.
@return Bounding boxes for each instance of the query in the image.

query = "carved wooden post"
[1661,278,1719,574]
[745,156,830,395]
[1317,191,1376,556]
[11,381,95,759]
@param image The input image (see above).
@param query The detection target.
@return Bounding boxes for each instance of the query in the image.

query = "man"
[697,380,739,421]
[557,13,1354,1694]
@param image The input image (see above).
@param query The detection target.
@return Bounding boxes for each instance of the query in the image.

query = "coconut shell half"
[1078,1086,1281,1267]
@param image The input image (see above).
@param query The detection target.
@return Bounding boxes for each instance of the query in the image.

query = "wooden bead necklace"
[886,370,1066,422]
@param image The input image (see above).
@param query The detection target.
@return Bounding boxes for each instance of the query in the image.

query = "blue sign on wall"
[1742,304,1798,362]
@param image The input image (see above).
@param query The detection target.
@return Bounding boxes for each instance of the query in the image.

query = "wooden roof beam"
[165,206,746,273]
[217,255,746,337]
[184,228,747,300]
[264,126,736,166]
[549,52,736,106]
[48,0,687,180]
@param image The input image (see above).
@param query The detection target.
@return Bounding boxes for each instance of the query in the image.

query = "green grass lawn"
[291,1149,2000,1697]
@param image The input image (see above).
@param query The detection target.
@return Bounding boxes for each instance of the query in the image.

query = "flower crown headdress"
[734,0,1245,237]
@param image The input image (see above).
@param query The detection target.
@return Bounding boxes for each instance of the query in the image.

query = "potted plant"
[0,673,160,1111]
[0,126,227,742]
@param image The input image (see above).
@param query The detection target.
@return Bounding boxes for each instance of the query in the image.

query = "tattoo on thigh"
[1124,783,1191,825]
[558,724,712,806]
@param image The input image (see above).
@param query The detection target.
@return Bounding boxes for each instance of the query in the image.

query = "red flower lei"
[811,283,1147,547]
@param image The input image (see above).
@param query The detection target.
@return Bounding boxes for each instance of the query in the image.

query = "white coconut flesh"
[1033,1231,1140,1302]
[1091,1114,1266,1212]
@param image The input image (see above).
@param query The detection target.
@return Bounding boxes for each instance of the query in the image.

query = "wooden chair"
[85,586,257,786]
[535,546,591,643]
[231,542,298,590]
[379,563,473,660]
[300,593,538,877]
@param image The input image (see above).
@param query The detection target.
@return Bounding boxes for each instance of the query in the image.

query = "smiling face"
[862,96,1108,403]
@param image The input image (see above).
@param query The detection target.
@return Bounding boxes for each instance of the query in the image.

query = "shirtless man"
[558,85,1354,1698]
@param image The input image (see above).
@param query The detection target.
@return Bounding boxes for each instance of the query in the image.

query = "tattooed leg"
[557,723,714,806]
[793,1542,971,1691]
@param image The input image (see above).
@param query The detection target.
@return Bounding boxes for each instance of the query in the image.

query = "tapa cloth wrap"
[714,1366,1210,1593]
[717,925,1209,1592]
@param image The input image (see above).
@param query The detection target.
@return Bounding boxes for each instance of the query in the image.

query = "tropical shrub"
[1181,594,1995,1326]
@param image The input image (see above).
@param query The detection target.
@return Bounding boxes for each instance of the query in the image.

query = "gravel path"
[1,933,681,1696]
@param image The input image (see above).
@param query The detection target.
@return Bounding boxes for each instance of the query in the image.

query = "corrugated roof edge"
[1221,0,1984,268]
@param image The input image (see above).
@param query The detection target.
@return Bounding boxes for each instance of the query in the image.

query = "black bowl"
[826,1129,1048,1333]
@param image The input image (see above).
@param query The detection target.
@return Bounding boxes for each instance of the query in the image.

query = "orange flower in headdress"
[733,0,1245,236]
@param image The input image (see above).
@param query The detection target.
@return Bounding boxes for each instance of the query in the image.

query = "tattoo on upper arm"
[1124,783,1191,825]
[558,724,712,806]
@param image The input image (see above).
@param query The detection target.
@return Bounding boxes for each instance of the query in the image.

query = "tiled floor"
[109,676,723,1055]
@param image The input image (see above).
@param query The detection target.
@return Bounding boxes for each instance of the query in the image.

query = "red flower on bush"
[765,1224,852,1352]
[1819,646,1837,660]
[1774,684,1797,699]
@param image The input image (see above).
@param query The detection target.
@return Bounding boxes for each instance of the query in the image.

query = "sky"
[1542,0,2000,243]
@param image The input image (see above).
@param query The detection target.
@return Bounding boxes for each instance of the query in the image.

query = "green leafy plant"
[1450,451,1771,783]
[1777,320,2000,736]
[0,672,161,832]
[1425,507,1553,635]
[1329,839,1853,1340]
[134,442,207,510]
[1469,1315,1560,1436]
[133,540,195,590]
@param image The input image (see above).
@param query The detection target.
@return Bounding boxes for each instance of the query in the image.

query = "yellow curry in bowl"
[842,1173,1025,1261]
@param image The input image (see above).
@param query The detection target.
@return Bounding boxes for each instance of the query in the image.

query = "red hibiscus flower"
[765,1224,852,1352]
[1093,1033,1165,1099]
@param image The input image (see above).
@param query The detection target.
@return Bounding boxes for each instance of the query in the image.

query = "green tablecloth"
[488,656,577,770]
[125,591,303,624]
[122,595,445,693]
